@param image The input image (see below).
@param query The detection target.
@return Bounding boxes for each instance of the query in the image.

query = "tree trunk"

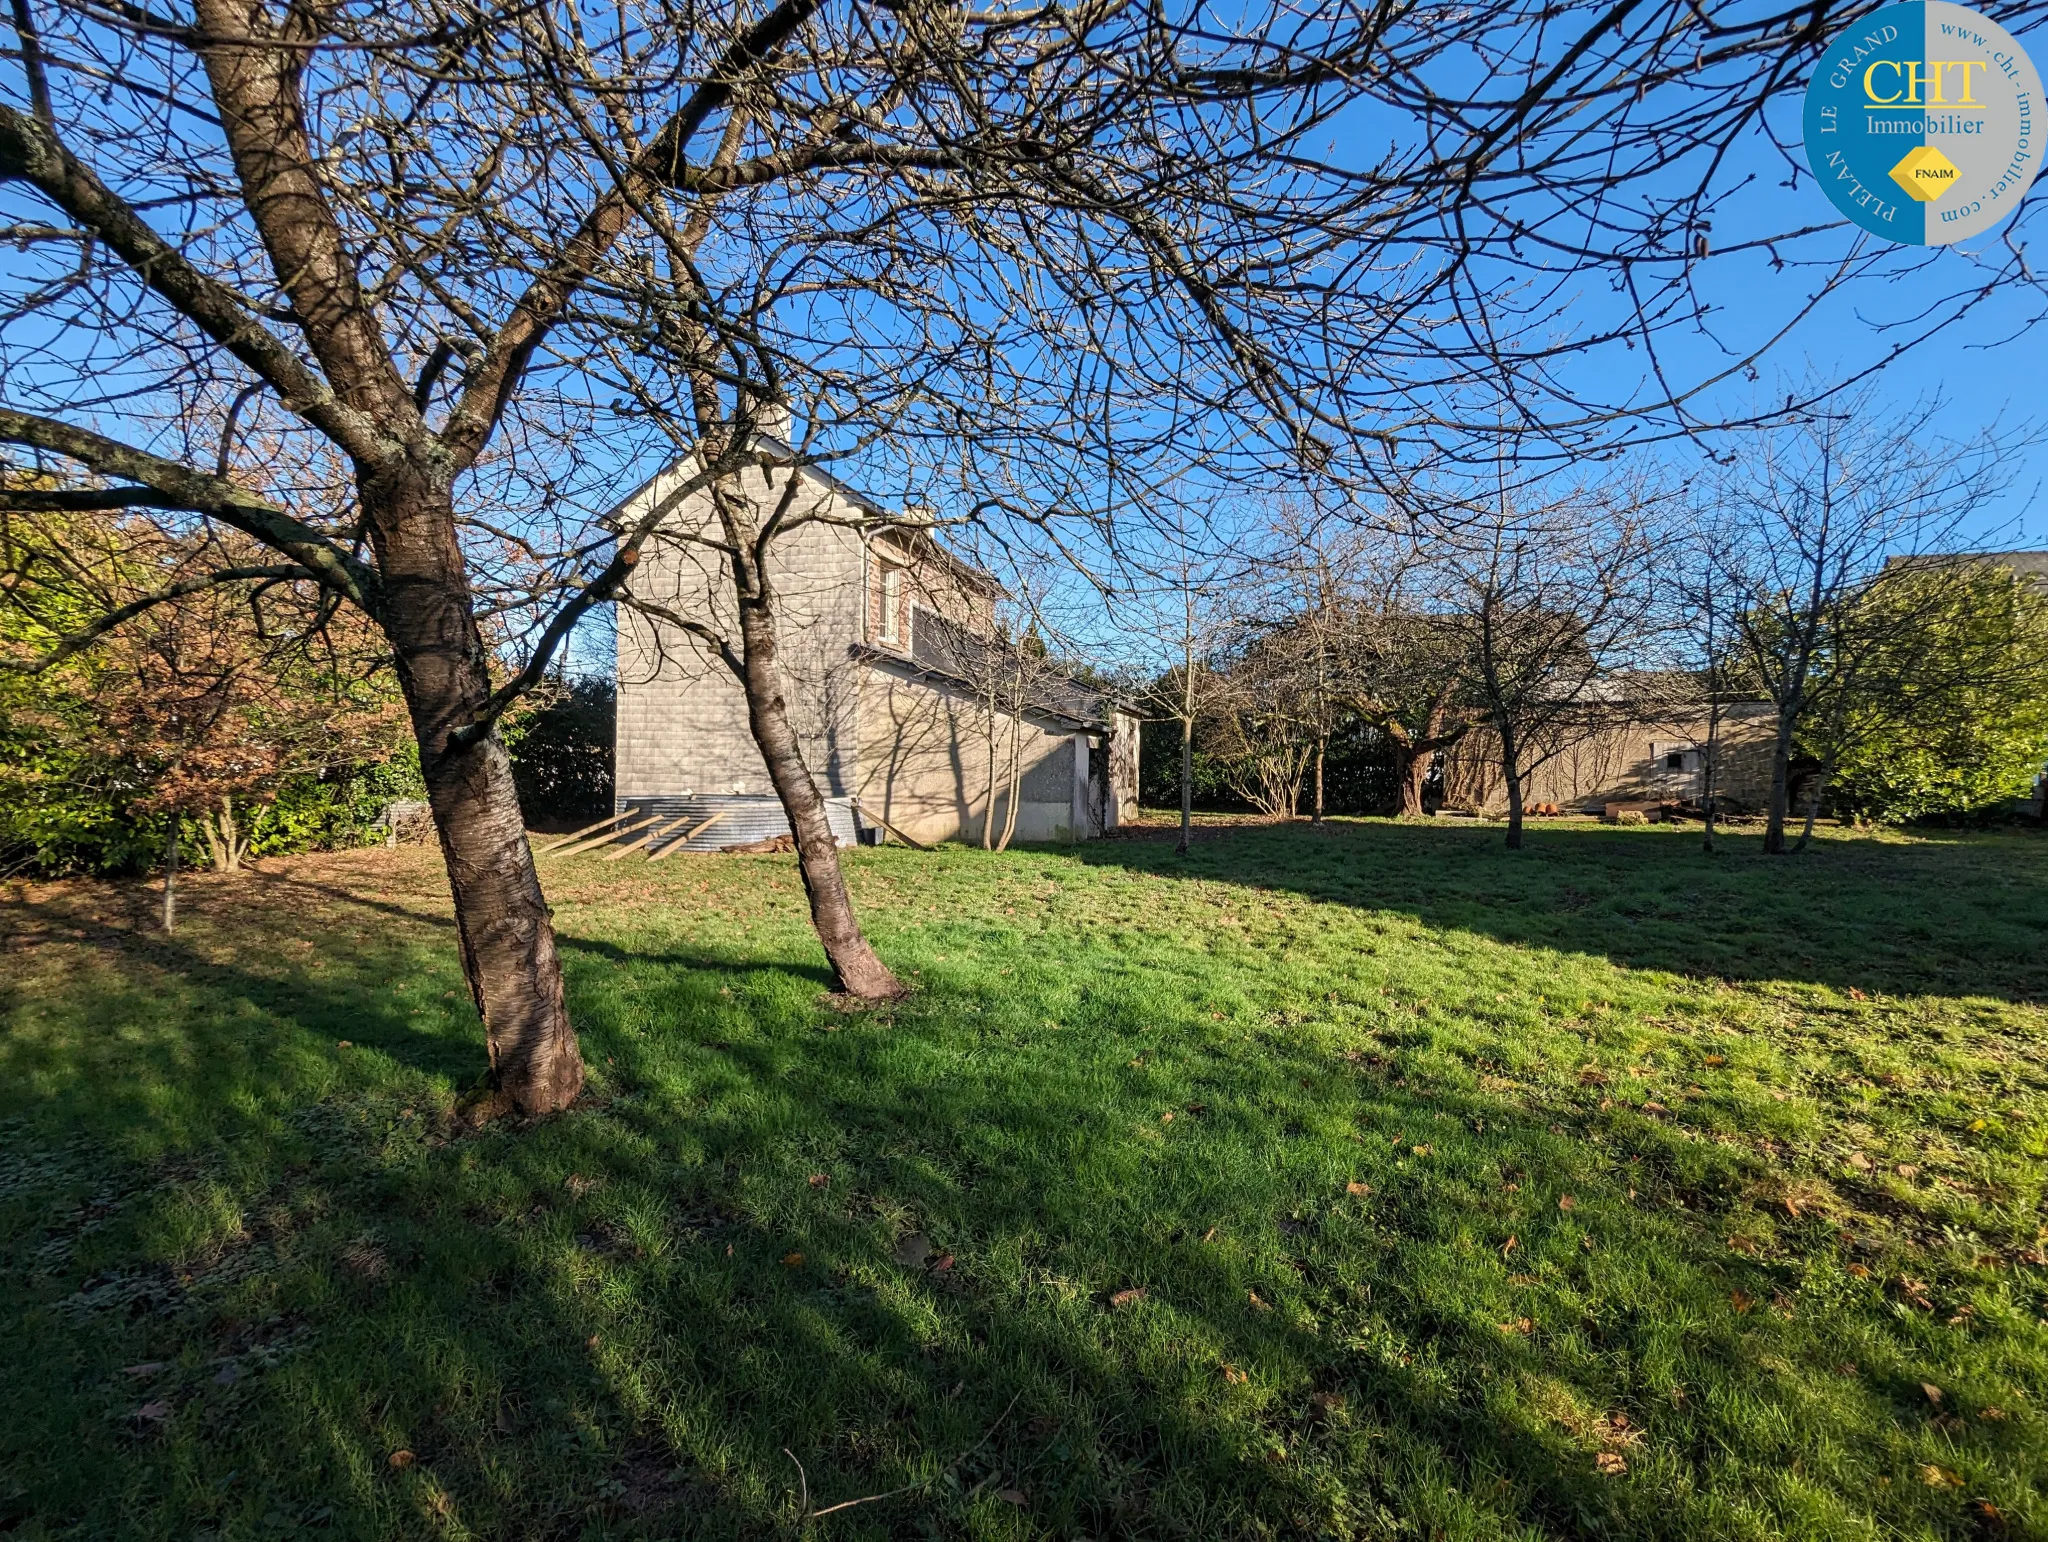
[1395,744,1430,818]
[161,815,178,935]
[980,692,999,850]
[732,577,905,1001]
[997,711,1022,851]
[1792,767,1829,853]
[369,474,583,1115]
[1763,709,1796,855]
[1311,733,1326,825]
[1500,724,1526,851]
[1177,714,1192,855]
[1701,707,1721,855]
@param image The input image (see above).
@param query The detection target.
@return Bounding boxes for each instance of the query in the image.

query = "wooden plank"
[646,810,728,862]
[604,812,688,860]
[534,810,625,854]
[550,812,657,858]
[852,799,929,851]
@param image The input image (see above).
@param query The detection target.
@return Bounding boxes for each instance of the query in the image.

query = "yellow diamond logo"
[1890,145,1961,202]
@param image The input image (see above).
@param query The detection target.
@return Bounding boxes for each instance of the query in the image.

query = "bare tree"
[1423,482,1664,849]
[1709,399,2013,854]
[1335,550,1485,818]
[1117,505,1242,853]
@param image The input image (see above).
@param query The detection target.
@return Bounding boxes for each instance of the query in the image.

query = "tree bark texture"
[369,473,582,1114]
[1311,735,1326,824]
[1764,710,1796,855]
[1177,715,1193,855]
[1499,723,1525,851]
[1394,743,1429,817]
[731,568,904,1000]
[161,817,178,935]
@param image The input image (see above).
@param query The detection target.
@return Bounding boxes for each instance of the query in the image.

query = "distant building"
[612,449,1139,849]
[1439,698,1779,817]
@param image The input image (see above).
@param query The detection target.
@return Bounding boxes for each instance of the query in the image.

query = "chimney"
[753,395,793,447]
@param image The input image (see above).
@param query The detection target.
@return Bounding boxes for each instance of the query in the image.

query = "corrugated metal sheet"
[615,794,862,853]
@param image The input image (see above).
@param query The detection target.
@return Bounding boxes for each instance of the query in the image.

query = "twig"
[805,1389,1024,1521]
[783,1447,808,1517]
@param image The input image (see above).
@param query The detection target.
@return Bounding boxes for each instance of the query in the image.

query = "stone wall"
[1441,704,1779,814]
[615,459,865,800]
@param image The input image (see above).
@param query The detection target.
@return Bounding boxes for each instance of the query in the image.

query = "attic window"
[880,564,904,644]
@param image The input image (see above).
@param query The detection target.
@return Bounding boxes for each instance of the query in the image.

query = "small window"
[1665,751,1685,770]
[879,565,903,644]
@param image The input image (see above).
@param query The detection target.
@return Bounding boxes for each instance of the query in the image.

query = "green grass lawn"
[3,817,2047,1541]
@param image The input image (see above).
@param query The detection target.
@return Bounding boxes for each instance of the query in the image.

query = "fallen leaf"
[1307,1391,1346,1418]
[1346,1181,1372,1196]
[1641,1101,1668,1114]
[1222,1363,1248,1385]
[808,1173,829,1188]
[1846,1151,1872,1171]
[1247,1290,1272,1312]
[1979,1406,2008,1421]
[1411,1144,1433,1156]
[1109,1287,1147,1308]
[1847,1263,1871,1278]
[1921,1383,1944,1406]
[564,1173,597,1196]
[1501,1235,1519,1257]
[893,1233,934,1268]
[1160,1111,1175,1123]
[1848,987,1868,1001]
[1896,1163,1920,1179]
[389,1449,415,1469]
[1558,1195,1577,1213]
[1702,1054,1726,1067]
[586,1334,600,1350]
[934,1253,955,1271]
[1595,1451,1628,1476]
[781,1251,805,1268]
[1728,1236,1759,1255]
[996,1488,1027,1506]
[1502,1182,1521,1193]
[134,1401,171,1422]
[1920,1463,1964,1488]
[1730,1290,1755,1314]
[1497,1317,1533,1335]
[1200,1227,1218,1243]
[337,1040,352,1049]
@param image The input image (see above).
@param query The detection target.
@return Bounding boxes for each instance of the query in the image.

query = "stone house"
[612,449,1140,849]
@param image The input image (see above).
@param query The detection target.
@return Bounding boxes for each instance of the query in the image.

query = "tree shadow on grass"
[4,842,2044,1540]
[5,901,2037,1541]
[1071,818,2048,1005]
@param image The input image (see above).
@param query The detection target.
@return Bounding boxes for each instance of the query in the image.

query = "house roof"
[1884,550,2048,581]
[609,435,1002,596]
